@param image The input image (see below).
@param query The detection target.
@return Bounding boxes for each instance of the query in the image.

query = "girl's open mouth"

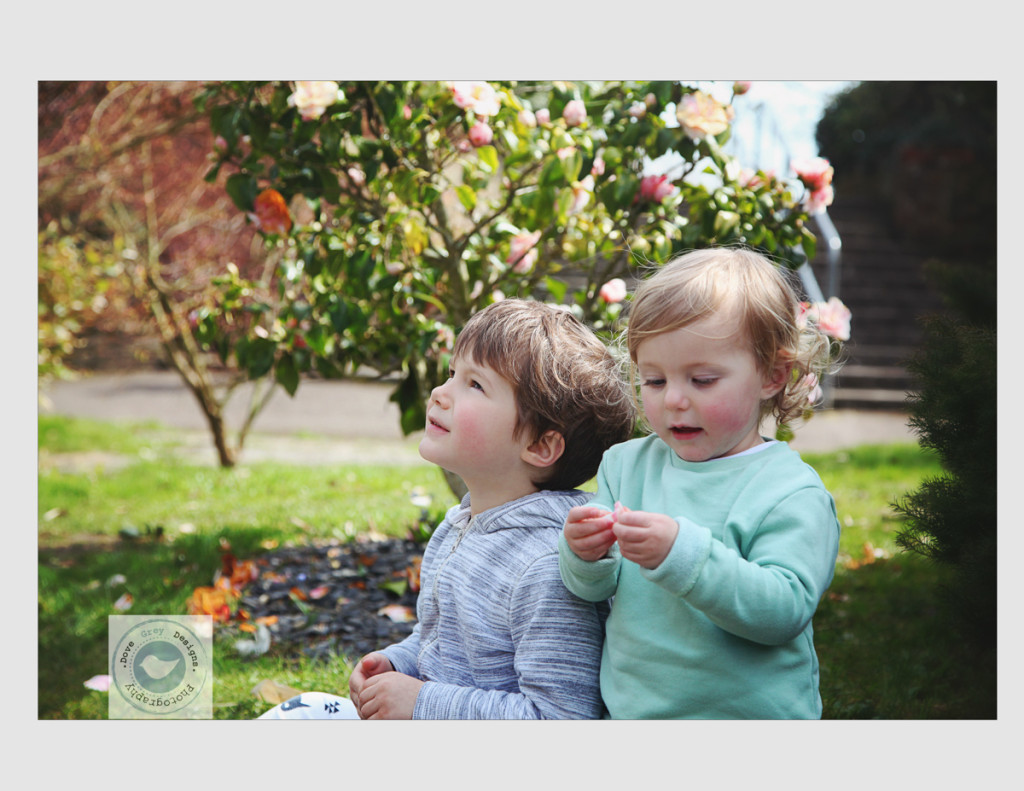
[670,426,701,439]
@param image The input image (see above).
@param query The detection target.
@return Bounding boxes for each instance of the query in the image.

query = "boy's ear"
[521,429,565,469]
[761,359,793,399]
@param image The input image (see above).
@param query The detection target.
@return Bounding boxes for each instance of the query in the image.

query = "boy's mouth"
[426,415,449,433]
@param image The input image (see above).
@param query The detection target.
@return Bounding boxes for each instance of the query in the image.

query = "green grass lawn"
[37,415,995,719]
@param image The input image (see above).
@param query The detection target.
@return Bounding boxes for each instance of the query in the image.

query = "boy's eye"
[692,377,717,386]
[469,379,484,392]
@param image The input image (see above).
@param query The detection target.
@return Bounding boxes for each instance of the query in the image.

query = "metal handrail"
[730,99,842,301]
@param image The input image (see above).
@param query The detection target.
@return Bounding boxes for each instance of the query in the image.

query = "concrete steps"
[807,196,947,410]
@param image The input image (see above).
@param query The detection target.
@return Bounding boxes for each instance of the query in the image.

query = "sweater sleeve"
[644,485,840,645]
[412,552,606,719]
[556,457,622,601]
[378,625,421,678]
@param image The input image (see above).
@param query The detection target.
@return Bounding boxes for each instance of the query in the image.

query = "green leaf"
[456,184,477,211]
[276,354,300,396]
[225,173,259,212]
[477,145,498,173]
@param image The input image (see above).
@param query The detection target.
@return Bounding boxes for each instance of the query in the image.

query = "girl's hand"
[611,509,679,569]
[564,505,618,561]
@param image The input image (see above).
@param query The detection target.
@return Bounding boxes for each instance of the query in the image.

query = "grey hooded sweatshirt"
[380,489,607,719]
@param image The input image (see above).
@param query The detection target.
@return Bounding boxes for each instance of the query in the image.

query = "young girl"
[559,247,842,719]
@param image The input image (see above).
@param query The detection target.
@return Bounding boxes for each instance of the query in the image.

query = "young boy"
[260,299,635,719]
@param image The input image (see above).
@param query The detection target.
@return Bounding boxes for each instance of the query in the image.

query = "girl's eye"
[641,378,665,388]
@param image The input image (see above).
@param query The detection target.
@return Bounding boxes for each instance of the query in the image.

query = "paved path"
[40,370,919,467]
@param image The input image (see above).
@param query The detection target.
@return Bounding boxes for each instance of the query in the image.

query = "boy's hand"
[611,509,679,569]
[564,505,618,561]
[348,652,393,711]
[356,672,424,720]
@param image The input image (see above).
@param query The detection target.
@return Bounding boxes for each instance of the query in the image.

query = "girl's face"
[636,311,786,462]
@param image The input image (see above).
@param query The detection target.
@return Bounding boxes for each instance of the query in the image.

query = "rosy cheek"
[702,398,750,433]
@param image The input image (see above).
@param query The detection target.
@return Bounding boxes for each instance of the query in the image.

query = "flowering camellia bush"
[196,80,845,439]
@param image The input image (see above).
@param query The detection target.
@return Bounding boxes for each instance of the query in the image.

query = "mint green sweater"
[558,434,840,719]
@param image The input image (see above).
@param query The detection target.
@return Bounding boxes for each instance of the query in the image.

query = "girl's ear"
[521,429,566,469]
[762,358,793,399]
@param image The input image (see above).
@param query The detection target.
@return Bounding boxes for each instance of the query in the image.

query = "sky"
[725,80,858,167]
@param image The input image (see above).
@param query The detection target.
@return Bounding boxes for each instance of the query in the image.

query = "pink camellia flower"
[808,297,852,341]
[451,81,500,118]
[804,184,835,215]
[507,230,542,273]
[468,121,493,147]
[563,99,587,127]
[733,81,752,96]
[738,167,775,190]
[792,157,834,192]
[535,108,551,125]
[288,81,342,121]
[556,146,577,160]
[599,278,627,304]
[518,109,537,128]
[637,174,676,204]
[591,156,605,176]
[801,373,824,405]
[628,101,646,119]
[568,175,594,215]
[796,301,811,330]
[677,90,734,140]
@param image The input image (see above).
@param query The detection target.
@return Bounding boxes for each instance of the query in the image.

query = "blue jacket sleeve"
[412,553,606,719]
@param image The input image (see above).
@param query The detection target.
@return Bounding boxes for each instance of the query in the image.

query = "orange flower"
[251,188,292,236]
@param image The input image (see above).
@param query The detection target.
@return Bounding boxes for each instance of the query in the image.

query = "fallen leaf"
[407,556,422,592]
[113,593,133,611]
[43,507,66,521]
[308,585,330,600]
[255,615,279,626]
[106,573,127,588]
[378,604,415,623]
[234,624,271,657]
[251,679,303,704]
[379,578,408,597]
[188,586,233,622]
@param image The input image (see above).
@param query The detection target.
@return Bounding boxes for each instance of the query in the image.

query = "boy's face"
[636,312,783,462]
[419,353,533,497]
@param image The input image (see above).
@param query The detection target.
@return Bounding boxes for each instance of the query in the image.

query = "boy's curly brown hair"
[454,299,636,490]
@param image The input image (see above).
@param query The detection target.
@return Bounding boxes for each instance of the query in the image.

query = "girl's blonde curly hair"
[625,247,838,428]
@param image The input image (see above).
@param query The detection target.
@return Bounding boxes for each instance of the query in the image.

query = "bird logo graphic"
[139,653,182,680]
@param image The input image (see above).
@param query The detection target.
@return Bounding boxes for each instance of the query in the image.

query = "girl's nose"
[665,384,690,411]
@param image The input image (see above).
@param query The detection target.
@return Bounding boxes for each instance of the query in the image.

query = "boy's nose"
[430,381,451,408]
